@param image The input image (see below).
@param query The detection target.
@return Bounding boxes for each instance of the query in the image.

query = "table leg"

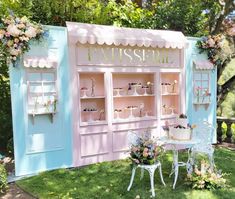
[172,150,179,189]
[186,148,193,174]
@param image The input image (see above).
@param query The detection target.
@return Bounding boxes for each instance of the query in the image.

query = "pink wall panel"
[80,133,109,157]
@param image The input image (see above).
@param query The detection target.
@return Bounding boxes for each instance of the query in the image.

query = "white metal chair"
[127,131,166,197]
[191,121,215,169]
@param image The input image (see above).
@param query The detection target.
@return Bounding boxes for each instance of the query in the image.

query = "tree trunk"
[212,0,235,35]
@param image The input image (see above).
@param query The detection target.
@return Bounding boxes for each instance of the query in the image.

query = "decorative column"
[217,119,223,143]
[225,121,232,143]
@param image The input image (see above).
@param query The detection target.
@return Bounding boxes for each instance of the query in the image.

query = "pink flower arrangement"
[0,14,45,65]
[129,133,163,165]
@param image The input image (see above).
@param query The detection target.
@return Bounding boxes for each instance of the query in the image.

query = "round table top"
[157,136,200,150]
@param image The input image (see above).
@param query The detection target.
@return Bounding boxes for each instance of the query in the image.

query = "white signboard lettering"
[76,44,181,67]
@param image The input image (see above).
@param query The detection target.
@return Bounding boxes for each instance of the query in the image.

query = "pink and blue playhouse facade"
[9,23,217,176]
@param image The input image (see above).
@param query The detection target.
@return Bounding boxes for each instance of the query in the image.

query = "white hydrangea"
[25,26,37,38]
[7,24,21,37]
[9,48,20,56]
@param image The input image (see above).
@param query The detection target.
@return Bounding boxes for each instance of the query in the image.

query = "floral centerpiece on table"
[0,14,45,65]
[129,131,163,165]
[186,160,227,190]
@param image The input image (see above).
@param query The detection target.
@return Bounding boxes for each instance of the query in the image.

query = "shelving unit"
[160,72,180,119]
[112,73,156,122]
[27,71,58,124]
[78,72,107,126]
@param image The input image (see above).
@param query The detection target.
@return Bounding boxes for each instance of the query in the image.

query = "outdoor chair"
[191,121,215,169]
[127,131,166,197]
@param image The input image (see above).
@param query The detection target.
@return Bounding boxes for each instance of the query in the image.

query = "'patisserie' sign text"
[76,44,181,67]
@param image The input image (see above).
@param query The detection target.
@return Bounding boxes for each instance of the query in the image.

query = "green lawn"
[17,147,235,199]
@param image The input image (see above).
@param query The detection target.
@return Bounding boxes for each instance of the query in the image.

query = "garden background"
[0,0,235,155]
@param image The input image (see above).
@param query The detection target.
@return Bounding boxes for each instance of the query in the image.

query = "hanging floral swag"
[0,14,46,66]
[196,34,227,69]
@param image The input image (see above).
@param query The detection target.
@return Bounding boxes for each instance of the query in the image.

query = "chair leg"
[140,168,144,180]
[208,153,215,171]
[148,167,156,197]
[158,163,166,186]
[127,167,136,191]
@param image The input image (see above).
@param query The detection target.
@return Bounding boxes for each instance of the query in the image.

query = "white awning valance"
[24,57,58,69]
[193,60,214,70]
[66,22,188,49]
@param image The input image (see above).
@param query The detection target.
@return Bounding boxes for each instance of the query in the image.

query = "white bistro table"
[158,137,199,189]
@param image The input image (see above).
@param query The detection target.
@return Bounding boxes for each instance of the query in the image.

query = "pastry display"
[80,87,89,98]
[113,88,123,96]
[129,83,142,95]
[142,85,150,95]
[114,109,122,120]
[83,108,97,112]
[125,105,138,118]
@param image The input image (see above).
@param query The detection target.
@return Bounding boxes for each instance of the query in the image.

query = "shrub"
[0,163,7,193]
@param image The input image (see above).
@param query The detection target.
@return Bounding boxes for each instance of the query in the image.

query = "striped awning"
[193,60,214,70]
[66,22,188,49]
[23,57,58,69]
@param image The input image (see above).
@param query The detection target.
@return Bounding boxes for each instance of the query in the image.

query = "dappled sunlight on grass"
[17,148,235,199]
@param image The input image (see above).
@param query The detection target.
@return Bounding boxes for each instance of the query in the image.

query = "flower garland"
[0,14,45,66]
[196,34,225,68]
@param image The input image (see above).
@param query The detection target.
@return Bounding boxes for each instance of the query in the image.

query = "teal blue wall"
[10,26,72,176]
[186,38,217,143]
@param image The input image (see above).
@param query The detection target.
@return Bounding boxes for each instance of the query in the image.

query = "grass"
[17,147,235,199]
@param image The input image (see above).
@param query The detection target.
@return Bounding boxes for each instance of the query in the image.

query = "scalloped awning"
[193,60,214,70]
[66,22,188,49]
[23,56,58,69]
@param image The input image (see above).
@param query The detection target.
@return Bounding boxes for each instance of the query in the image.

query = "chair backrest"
[192,121,214,144]
[127,131,140,147]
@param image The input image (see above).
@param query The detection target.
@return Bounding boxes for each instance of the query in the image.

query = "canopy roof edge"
[66,22,188,49]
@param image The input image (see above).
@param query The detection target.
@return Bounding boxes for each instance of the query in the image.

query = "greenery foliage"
[0,164,7,193]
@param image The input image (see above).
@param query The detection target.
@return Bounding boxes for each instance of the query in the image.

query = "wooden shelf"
[80,96,105,99]
[113,94,155,98]
[193,102,210,111]
[193,102,210,105]
[112,116,157,124]
[28,111,57,124]
[80,120,107,126]
[161,114,178,119]
[161,93,179,96]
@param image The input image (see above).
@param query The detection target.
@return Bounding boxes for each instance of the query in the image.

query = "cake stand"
[126,106,138,118]
[131,84,142,96]
[113,88,123,97]
[81,88,89,98]
[114,109,122,120]
[142,86,149,95]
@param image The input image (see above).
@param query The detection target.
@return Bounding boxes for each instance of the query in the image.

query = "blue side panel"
[186,38,217,143]
[10,26,72,176]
